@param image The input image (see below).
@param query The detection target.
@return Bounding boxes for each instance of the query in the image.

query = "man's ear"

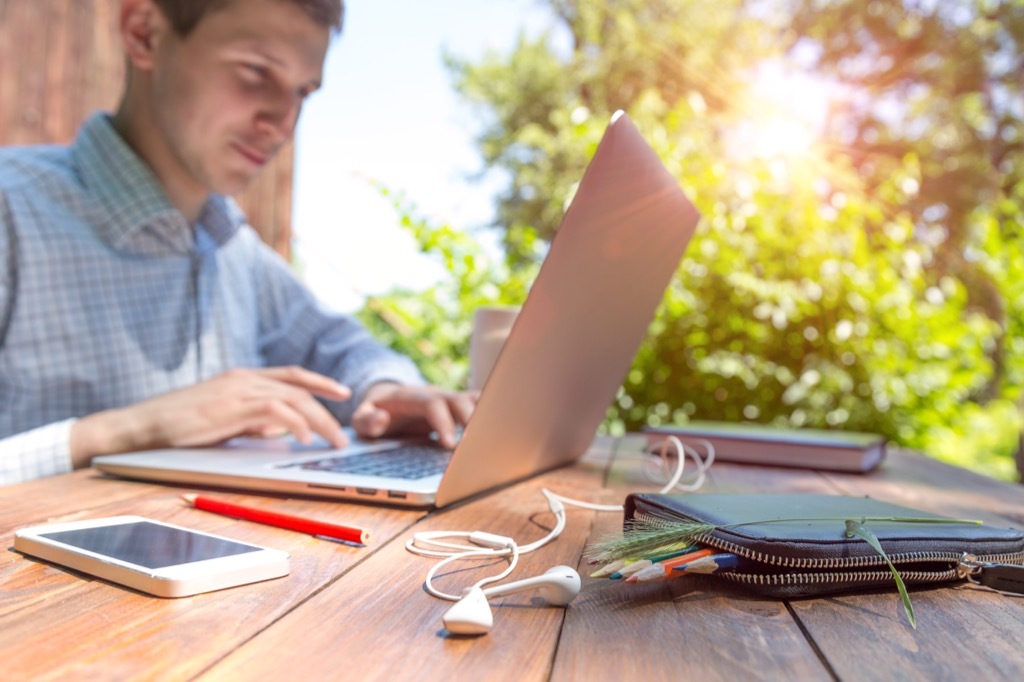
[119,0,170,71]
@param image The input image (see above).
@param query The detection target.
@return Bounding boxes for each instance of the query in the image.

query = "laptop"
[94,111,700,508]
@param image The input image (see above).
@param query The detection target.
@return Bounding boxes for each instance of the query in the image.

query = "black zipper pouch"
[623,493,1024,598]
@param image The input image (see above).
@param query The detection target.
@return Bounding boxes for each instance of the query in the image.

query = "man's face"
[147,0,330,197]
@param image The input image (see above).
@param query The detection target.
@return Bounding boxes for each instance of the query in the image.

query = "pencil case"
[622,493,1024,598]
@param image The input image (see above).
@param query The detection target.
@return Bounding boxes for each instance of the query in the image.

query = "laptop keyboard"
[280,443,452,480]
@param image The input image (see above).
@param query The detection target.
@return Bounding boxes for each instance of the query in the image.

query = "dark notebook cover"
[643,421,887,473]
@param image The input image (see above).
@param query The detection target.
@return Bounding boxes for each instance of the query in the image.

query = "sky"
[292,0,556,312]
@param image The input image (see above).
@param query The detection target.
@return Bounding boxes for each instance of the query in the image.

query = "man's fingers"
[247,396,347,449]
[256,366,351,401]
[448,392,478,426]
[289,393,347,448]
[351,402,392,439]
[249,400,315,445]
[350,386,478,448]
[242,375,347,447]
[78,369,352,458]
[423,395,458,449]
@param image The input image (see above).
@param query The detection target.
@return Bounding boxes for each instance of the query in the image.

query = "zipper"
[957,553,1024,595]
[724,567,960,589]
[633,511,1024,585]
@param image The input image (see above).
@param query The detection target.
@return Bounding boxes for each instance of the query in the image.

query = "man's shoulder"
[0,144,76,195]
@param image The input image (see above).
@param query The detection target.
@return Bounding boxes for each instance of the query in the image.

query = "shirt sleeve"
[0,195,72,487]
[247,232,425,422]
[0,418,76,486]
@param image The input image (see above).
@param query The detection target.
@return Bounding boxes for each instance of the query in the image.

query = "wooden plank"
[0,470,161,536]
[85,0,123,115]
[0,0,12,140]
[272,140,295,256]
[590,447,1024,680]
[42,0,69,142]
[0,0,120,146]
[823,448,1024,525]
[9,0,47,144]
[552,436,836,681]
[6,441,1022,680]
[0,472,426,680]
[0,0,27,142]
[202,454,610,680]
[785,450,1024,680]
[788,584,1024,681]
[235,142,295,259]
[64,0,94,142]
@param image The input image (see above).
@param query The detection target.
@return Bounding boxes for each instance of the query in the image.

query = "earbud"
[442,565,582,635]
[481,565,581,605]
[442,586,493,635]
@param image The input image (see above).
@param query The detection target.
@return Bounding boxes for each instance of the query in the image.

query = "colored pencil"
[672,553,740,575]
[182,494,371,545]
[609,545,702,579]
[624,548,716,584]
[591,559,630,578]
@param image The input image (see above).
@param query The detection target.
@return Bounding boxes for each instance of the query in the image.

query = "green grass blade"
[845,520,917,629]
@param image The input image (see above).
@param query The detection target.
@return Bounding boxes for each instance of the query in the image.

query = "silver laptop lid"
[433,111,699,507]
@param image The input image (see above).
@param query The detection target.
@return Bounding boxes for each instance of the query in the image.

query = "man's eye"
[241,64,268,80]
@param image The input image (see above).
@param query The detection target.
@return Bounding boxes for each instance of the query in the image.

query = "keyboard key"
[280,444,452,480]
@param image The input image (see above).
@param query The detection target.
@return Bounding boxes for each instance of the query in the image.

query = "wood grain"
[788,584,1024,681]
[551,437,837,681]
[785,450,1024,680]
[202,457,610,681]
[824,449,1024,525]
[0,474,425,681]
[2,441,1024,680]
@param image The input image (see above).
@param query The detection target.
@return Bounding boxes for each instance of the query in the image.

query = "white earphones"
[442,565,582,635]
[407,437,714,636]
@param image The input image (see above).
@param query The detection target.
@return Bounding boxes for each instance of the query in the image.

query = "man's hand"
[350,382,478,449]
[70,367,351,467]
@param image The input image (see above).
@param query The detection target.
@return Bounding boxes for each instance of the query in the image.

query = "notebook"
[643,421,887,473]
[93,111,700,508]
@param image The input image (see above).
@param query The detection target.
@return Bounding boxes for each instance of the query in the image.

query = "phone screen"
[39,521,261,569]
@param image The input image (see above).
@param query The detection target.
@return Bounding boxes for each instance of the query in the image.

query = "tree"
[785,0,1024,404]
[362,0,1023,479]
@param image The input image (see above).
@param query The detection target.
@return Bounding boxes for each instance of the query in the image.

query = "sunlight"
[729,60,836,164]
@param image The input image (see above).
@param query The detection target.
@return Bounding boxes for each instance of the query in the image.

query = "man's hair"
[154,0,344,36]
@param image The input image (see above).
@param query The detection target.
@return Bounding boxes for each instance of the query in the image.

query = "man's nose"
[256,94,302,140]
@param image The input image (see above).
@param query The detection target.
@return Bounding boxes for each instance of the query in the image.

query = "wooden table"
[2,437,1022,681]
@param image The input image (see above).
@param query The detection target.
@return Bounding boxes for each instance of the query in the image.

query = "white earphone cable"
[405,436,714,601]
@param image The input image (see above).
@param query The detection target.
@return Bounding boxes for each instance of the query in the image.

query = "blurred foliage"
[359,0,1024,481]
[356,185,539,388]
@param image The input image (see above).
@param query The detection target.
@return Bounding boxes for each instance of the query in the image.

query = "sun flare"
[729,60,837,163]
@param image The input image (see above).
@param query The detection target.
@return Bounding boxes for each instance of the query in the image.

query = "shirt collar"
[72,113,243,252]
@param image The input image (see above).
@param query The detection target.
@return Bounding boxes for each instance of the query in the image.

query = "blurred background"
[1,0,1021,480]
[312,0,1024,481]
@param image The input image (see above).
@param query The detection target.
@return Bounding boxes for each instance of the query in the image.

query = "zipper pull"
[958,553,1024,595]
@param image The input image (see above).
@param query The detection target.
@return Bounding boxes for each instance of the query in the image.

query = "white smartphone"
[14,515,290,598]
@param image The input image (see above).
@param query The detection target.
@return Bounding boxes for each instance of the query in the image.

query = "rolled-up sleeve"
[0,418,75,485]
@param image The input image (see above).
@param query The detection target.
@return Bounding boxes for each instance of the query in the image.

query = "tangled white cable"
[405,436,714,632]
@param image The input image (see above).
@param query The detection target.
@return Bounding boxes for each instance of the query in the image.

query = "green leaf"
[845,520,917,629]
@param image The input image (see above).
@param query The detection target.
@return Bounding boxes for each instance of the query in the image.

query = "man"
[0,0,475,485]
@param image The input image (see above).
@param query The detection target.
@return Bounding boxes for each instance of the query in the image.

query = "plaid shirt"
[0,113,422,485]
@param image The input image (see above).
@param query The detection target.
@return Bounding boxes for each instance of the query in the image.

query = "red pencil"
[182,494,371,545]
